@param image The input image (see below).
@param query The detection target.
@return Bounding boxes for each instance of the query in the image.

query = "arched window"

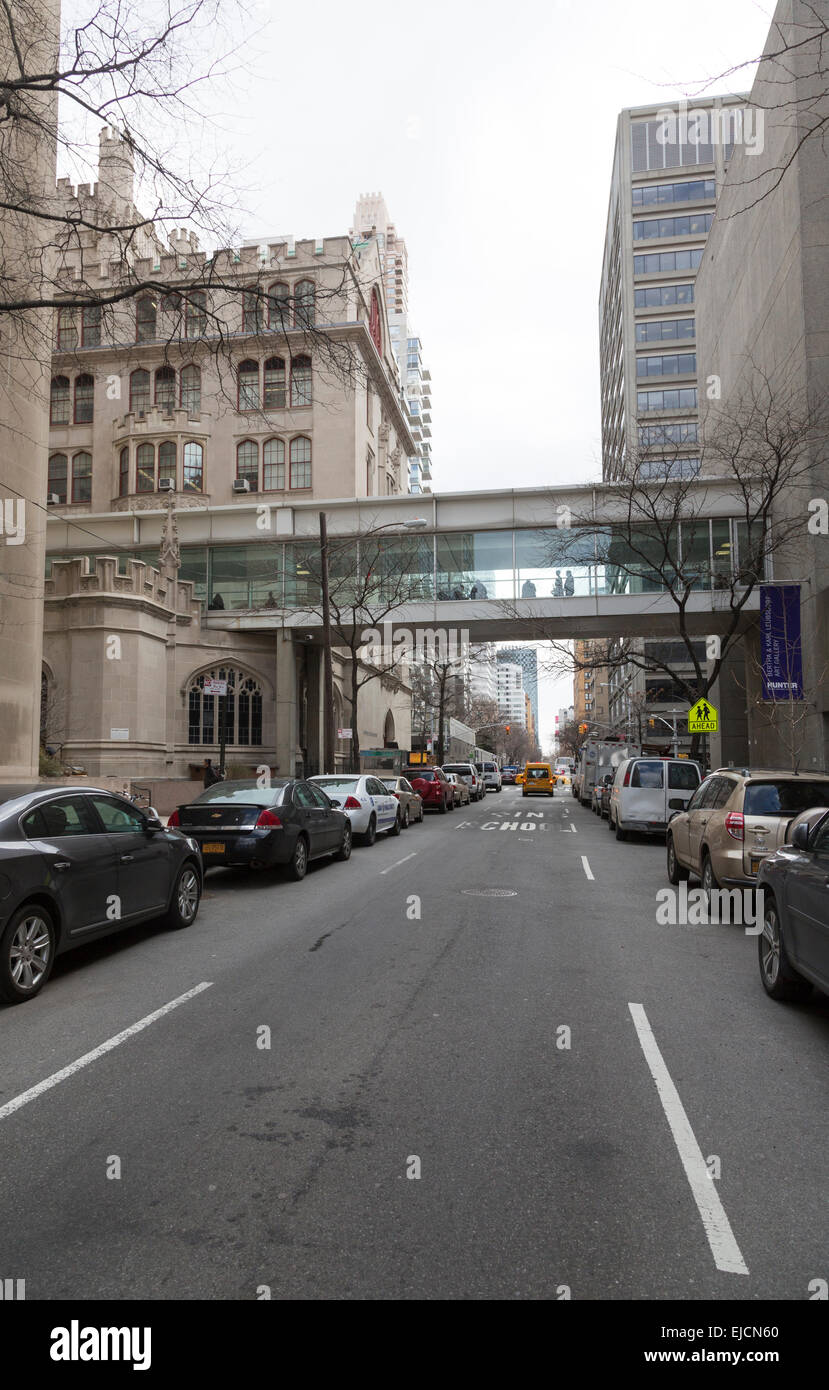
[263,356,286,409]
[71,451,92,503]
[136,296,157,342]
[294,279,315,327]
[158,441,177,487]
[81,304,101,347]
[238,359,259,410]
[180,364,201,413]
[289,435,311,489]
[136,442,155,491]
[186,666,263,746]
[185,291,207,339]
[56,308,77,351]
[130,369,150,413]
[118,446,130,497]
[50,376,70,425]
[243,288,264,333]
[48,453,68,503]
[74,373,94,423]
[155,365,176,410]
[290,355,312,407]
[183,441,204,491]
[236,440,258,488]
[263,438,285,490]
[268,282,290,328]
[383,709,395,746]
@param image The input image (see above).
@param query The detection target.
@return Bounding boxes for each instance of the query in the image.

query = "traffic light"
[648,718,655,729]
[505,724,511,733]
[578,723,588,734]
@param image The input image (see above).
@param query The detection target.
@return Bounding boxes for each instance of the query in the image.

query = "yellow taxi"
[515,771,524,785]
[522,762,556,797]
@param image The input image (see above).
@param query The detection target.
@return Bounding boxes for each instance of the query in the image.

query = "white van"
[475,760,502,793]
[608,757,702,841]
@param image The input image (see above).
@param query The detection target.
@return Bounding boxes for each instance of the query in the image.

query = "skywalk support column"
[0,0,60,777]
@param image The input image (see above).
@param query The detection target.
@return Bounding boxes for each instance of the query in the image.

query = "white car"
[310,774,402,845]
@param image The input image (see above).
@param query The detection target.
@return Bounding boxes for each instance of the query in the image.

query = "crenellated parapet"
[45,555,201,621]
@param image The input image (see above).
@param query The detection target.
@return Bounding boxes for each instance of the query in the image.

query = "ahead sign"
[687,699,718,733]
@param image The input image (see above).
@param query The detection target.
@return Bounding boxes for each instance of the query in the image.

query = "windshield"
[743,780,829,816]
[193,780,288,805]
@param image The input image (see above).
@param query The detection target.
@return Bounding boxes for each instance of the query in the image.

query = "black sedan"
[169,779,351,879]
[758,807,829,1002]
[0,785,202,1006]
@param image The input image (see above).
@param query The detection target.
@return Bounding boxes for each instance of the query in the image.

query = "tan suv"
[666,769,829,892]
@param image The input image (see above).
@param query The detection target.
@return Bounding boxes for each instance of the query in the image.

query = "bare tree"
[534,375,825,760]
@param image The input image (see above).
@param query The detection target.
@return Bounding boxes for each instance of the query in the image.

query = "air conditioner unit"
[46,493,61,505]
[158,478,175,492]
[232,478,252,493]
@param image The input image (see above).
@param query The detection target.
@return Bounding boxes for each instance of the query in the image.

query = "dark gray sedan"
[169,779,351,879]
[0,785,202,1006]
[758,807,829,1002]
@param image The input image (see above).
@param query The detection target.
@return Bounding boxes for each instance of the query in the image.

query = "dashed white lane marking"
[0,982,214,1123]
[379,852,418,875]
[581,855,594,880]
[628,1002,749,1276]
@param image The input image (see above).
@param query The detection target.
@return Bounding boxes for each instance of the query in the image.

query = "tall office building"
[497,662,526,729]
[599,97,745,484]
[498,646,538,734]
[572,640,610,732]
[351,193,432,493]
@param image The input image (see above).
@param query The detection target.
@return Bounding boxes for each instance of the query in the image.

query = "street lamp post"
[318,514,428,773]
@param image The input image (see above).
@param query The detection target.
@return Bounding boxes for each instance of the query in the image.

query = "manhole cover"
[461,888,518,898]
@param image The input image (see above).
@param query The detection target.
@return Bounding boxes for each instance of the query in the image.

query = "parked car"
[442,761,485,801]
[0,785,203,1005]
[522,762,556,797]
[403,765,454,814]
[609,757,702,841]
[309,774,401,844]
[591,773,614,817]
[475,760,502,792]
[757,808,829,1002]
[501,766,518,786]
[444,772,470,807]
[378,775,424,827]
[171,778,352,877]
[666,768,829,893]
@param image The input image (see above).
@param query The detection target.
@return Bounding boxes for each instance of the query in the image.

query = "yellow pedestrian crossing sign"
[688,699,718,733]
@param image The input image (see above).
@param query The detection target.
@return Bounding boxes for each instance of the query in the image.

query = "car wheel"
[402,806,410,829]
[615,814,627,842]
[389,808,402,836]
[439,797,447,815]
[666,835,689,885]
[165,862,201,929]
[700,852,719,898]
[335,823,352,861]
[759,894,811,1001]
[362,815,377,845]
[287,834,309,879]
[0,905,56,1005]
[418,803,425,821]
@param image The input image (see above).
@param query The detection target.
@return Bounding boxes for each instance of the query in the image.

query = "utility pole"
[319,511,336,774]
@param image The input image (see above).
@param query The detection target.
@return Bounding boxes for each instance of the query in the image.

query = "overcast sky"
[219,0,775,746]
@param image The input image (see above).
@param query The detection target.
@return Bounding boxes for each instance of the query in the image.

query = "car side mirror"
[328,798,341,809]
[790,822,811,850]
[668,798,686,811]
[145,813,164,831]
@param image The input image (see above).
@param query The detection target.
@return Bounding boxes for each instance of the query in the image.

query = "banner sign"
[760,584,803,700]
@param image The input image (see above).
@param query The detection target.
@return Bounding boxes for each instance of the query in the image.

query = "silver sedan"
[378,775,424,828]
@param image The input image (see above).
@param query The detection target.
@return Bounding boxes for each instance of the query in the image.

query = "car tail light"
[725,811,744,841]
[168,809,181,826]
[623,766,632,787]
[255,809,282,828]
[344,796,361,810]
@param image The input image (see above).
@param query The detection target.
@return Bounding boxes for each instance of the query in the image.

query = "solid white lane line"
[581,855,594,880]
[0,982,214,1123]
[628,1002,749,1276]
[379,852,418,876]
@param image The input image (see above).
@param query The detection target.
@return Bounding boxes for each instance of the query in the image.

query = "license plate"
[202,842,225,854]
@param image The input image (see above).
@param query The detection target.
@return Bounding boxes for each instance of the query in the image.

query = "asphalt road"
[0,786,826,1300]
